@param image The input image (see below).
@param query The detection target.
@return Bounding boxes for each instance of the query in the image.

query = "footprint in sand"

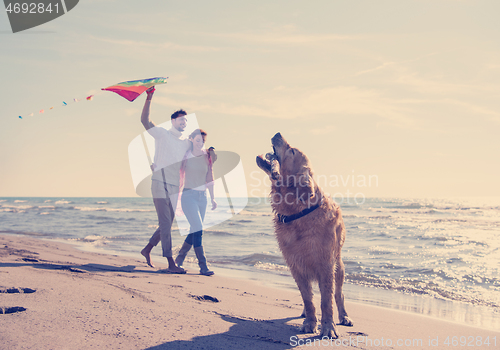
[0,287,36,294]
[190,294,220,302]
[0,306,27,314]
[0,287,36,314]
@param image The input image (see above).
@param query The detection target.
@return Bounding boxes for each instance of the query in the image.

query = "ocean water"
[1,196,499,331]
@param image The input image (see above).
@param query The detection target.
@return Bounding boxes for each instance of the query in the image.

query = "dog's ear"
[296,170,316,205]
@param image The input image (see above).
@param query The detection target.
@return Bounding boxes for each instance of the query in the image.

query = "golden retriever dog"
[256,132,353,338]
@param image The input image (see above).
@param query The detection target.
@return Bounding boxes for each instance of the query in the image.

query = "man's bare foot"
[165,266,186,274]
[141,246,155,268]
[165,257,185,274]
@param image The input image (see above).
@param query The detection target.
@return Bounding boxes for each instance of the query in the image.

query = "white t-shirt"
[147,126,190,186]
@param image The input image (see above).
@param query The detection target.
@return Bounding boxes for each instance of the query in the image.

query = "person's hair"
[171,109,187,119]
[189,129,207,142]
[188,129,207,151]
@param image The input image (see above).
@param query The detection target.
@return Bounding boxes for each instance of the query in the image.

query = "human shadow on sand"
[0,262,158,274]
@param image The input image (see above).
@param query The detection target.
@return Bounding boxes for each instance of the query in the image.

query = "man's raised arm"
[141,87,156,130]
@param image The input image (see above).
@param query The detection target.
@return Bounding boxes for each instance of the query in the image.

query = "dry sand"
[1,234,498,349]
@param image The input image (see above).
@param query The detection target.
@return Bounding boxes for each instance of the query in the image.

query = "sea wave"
[236,252,284,265]
[0,205,35,210]
[368,246,399,255]
[205,229,235,236]
[237,210,272,217]
[368,207,445,215]
[73,235,111,245]
[346,273,499,308]
[254,261,289,272]
[55,200,72,204]
[0,229,49,237]
[74,207,154,212]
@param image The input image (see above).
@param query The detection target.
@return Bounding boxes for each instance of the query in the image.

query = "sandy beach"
[1,234,498,350]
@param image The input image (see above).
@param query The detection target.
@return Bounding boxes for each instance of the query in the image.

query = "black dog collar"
[277,201,321,224]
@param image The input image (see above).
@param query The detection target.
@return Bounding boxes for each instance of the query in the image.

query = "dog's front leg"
[335,257,353,326]
[293,273,317,334]
[318,272,339,339]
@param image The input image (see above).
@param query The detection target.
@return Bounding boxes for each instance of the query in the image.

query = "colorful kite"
[101,77,168,102]
[18,77,168,119]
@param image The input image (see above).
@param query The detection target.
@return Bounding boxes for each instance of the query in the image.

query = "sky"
[1,0,500,199]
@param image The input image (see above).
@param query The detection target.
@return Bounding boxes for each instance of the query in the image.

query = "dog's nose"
[272,132,282,142]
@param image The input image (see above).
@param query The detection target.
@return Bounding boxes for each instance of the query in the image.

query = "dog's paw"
[300,318,317,334]
[265,152,277,161]
[270,159,280,180]
[320,322,339,339]
[339,316,353,327]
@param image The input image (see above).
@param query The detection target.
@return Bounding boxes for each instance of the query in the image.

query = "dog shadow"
[145,314,299,350]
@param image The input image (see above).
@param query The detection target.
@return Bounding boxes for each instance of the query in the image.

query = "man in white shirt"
[140,87,190,273]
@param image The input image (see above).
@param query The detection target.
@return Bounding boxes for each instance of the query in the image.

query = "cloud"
[91,36,220,52]
[442,99,500,123]
[155,85,418,129]
[207,31,361,45]
[355,61,396,76]
[200,23,365,46]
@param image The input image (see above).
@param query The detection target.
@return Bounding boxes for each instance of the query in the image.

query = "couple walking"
[140,87,217,275]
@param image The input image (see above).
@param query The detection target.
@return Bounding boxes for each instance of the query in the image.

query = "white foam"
[74,207,153,212]
[55,200,72,204]
[1,205,34,210]
[237,210,272,217]
[254,262,289,272]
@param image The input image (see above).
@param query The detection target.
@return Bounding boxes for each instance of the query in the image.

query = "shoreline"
[35,233,500,332]
[1,234,499,349]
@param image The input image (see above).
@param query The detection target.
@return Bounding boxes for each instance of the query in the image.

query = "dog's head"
[256,133,317,207]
